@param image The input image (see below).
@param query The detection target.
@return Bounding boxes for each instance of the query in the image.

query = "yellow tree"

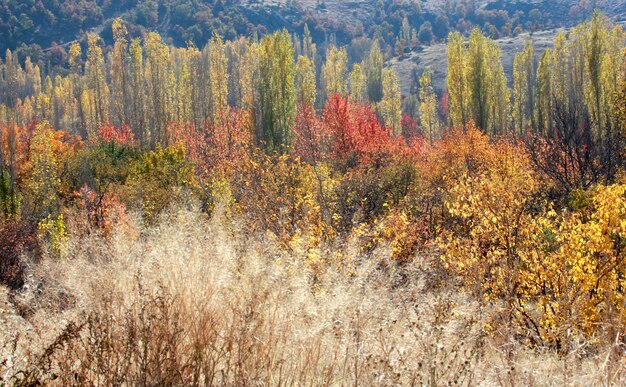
[446,31,469,129]
[129,38,147,144]
[209,34,229,119]
[295,55,316,107]
[486,41,510,134]
[349,63,367,103]
[512,40,535,135]
[85,33,109,138]
[25,121,60,220]
[535,49,553,135]
[144,32,171,146]
[419,69,440,143]
[379,67,402,136]
[551,32,570,115]
[322,45,348,100]
[302,23,317,61]
[110,18,130,126]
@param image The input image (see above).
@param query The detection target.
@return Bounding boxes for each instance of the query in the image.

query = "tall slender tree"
[258,30,296,153]
[446,31,469,129]
[419,69,440,143]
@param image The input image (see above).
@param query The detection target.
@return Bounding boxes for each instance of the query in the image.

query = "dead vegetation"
[1,204,626,385]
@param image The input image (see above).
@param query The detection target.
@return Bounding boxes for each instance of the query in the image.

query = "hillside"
[2,0,625,63]
[390,28,560,95]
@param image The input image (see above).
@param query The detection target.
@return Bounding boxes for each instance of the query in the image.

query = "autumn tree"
[302,23,317,61]
[0,124,18,219]
[129,38,147,144]
[379,67,402,136]
[468,30,489,130]
[322,45,348,101]
[419,69,440,143]
[144,32,171,147]
[258,30,296,153]
[534,49,553,134]
[209,34,229,119]
[25,122,60,220]
[295,55,316,107]
[110,18,130,128]
[84,33,110,139]
[349,64,367,103]
[446,31,469,129]
[512,40,535,135]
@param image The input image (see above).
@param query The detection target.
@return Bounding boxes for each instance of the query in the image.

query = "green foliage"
[0,169,20,220]
[127,144,195,223]
[259,30,296,153]
[71,142,138,196]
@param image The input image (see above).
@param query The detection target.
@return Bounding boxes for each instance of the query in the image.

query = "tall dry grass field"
[1,204,625,386]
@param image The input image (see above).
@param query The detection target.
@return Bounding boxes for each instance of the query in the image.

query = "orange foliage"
[97,120,136,147]
[167,108,252,178]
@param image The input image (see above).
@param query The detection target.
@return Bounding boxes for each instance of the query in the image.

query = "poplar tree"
[379,67,402,136]
[551,32,570,115]
[303,24,317,61]
[129,38,147,144]
[419,69,440,143]
[296,55,316,107]
[512,40,536,134]
[209,34,229,119]
[111,18,130,126]
[26,121,59,220]
[467,28,489,131]
[366,40,384,103]
[535,49,553,134]
[446,31,469,129]
[349,63,367,103]
[85,33,109,138]
[259,30,296,153]
[322,45,348,100]
[487,42,510,134]
[144,32,170,146]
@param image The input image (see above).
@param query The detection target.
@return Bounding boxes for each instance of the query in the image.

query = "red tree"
[322,94,400,167]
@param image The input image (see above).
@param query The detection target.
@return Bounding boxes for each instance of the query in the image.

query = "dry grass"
[1,203,626,385]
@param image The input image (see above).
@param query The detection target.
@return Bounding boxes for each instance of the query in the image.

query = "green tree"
[366,40,384,103]
[258,30,296,153]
